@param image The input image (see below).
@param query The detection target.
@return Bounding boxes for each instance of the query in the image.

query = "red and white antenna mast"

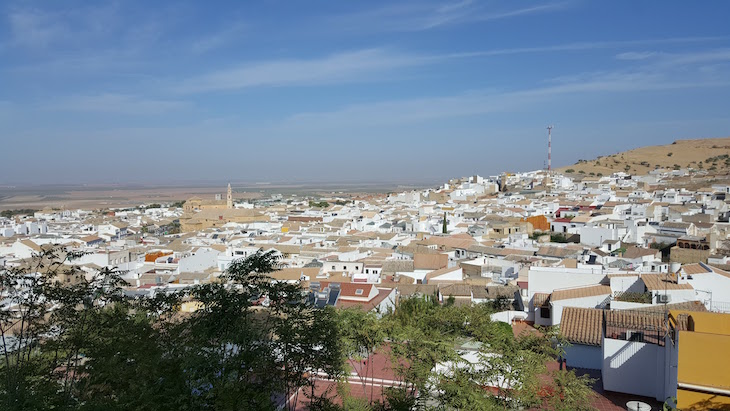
[547,125,553,174]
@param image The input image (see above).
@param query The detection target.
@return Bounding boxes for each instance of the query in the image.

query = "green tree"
[0,248,345,411]
[0,209,37,219]
[165,250,344,411]
[337,308,385,405]
[543,369,596,411]
[0,246,128,410]
[442,212,448,234]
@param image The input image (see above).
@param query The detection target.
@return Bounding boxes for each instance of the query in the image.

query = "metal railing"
[707,300,730,313]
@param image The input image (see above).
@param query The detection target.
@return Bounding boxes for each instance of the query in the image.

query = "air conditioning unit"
[657,294,671,303]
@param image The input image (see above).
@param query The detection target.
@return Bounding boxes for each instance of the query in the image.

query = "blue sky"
[1,1,730,184]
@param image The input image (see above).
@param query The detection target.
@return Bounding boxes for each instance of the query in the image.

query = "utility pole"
[547,125,553,175]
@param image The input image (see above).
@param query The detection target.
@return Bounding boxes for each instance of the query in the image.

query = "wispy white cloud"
[329,1,571,33]
[190,22,247,54]
[658,48,730,66]
[615,48,730,64]
[280,69,730,131]
[48,93,189,114]
[176,48,429,93]
[8,8,70,48]
[5,4,127,49]
[449,37,726,59]
[436,0,474,14]
[474,2,571,22]
[616,51,659,60]
[175,38,729,94]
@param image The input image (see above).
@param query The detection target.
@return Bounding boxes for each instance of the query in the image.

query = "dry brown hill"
[557,137,730,176]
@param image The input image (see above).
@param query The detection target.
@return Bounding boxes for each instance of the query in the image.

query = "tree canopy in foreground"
[0,246,595,410]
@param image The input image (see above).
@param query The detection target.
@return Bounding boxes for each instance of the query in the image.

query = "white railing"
[707,301,730,313]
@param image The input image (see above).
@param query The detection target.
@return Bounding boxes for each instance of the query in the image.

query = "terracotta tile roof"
[440,283,472,297]
[632,300,707,313]
[259,244,301,255]
[473,285,520,299]
[418,236,475,250]
[536,245,583,259]
[269,267,321,282]
[19,239,41,251]
[80,235,103,243]
[680,263,711,275]
[533,292,551,308]
[413,253,448,270]
[319,282,376,300]
[640,273,694,291]
[562,300,708,347]
[708,265,730,279]
[603,310,665,341]
[661,222,691,230]
[469,246,535,257]
[560,307,603,346]
[337,288,393,311]
[606,273,639,278]
[552,285,611,301]
[395,284,438,297]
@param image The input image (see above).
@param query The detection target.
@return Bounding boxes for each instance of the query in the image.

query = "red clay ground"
[292,323,664,411]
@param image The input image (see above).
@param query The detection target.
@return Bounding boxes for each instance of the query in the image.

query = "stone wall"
[670,246,710,264]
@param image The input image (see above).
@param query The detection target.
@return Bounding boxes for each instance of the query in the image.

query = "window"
[344,266,347,270]
[355,289,364,295]
[365,269,369,274]
[540,307,550,319]
[332,266,336,270]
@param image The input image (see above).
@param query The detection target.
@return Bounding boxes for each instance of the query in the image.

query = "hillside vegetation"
[557,137,730,176]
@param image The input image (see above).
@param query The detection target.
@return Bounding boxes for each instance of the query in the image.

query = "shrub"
[615,292,652,304]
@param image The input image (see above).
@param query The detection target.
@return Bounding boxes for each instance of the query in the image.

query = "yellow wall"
[674,311,730,410]
[677,389,730,411]
[677,389,730,410]
[677,332,730,388]
[685,311,730,335]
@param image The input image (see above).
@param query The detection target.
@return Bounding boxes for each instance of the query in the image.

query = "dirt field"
[557,136,730,176]
[0,186,241,211]
[0,182,427,211]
